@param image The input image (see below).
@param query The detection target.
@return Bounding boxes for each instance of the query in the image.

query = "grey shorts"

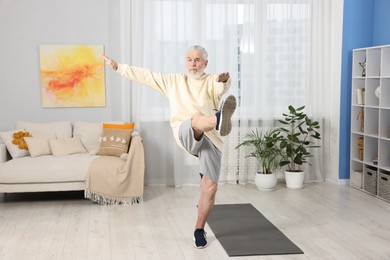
[178,118,222,183]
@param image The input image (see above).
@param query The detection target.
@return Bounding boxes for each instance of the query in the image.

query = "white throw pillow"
[16,121,72,139]
[0,130,30,159]
[73,121,102,154]
[24,135,56,157]
[49,137,87,156]
[73,121,125,155]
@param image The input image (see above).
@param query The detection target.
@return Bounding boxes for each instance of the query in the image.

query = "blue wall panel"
[373,0,390,46]
[339,0,374,180]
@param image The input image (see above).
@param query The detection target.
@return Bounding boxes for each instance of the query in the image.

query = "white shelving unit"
[350,44,390,202]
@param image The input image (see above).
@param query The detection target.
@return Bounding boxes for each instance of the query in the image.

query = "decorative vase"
[255,173,277,191]
[375,86,381,99]
[285,171,305,189]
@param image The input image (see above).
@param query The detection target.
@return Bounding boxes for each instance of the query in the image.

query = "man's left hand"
[217,72,230,83]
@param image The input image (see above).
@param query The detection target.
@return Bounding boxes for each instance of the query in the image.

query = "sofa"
[0,121,145,203]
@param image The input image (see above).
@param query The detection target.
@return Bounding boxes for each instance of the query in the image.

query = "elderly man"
[101,45,236,248]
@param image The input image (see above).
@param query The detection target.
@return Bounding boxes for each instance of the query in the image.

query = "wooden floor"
[0,182,390,260]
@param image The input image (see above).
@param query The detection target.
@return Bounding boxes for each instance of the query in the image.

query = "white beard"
[187,71,204,80]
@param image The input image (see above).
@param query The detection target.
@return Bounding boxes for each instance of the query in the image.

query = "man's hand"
[100,53,118,71]
[217,72,230,83]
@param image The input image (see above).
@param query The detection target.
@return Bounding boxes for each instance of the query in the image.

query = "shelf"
[367,48,381,77]
[351,78,365,105]
[379,109,390,138]
[364,136,378,163]
[379,165,390,172]
[350,133,364,161]
[351,106,365,133]
[350,45,390,203]
[380,78,390,107]
[352,50,366,78]
[382,47,390,76]
[365,78,380,106]
[379,140,390,168]
[364,108,379,136]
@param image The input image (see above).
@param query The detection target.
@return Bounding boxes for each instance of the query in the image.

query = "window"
[138,0,312,121]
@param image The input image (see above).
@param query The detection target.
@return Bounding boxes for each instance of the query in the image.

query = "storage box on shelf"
[350,44,390,202]
[378,171,390,202]
[364,166,377,195]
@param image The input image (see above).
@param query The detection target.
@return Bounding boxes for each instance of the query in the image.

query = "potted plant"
[278,105,321,189]
[236,128,283,190]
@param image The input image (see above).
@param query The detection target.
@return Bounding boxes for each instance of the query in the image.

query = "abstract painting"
[39,45,105,107]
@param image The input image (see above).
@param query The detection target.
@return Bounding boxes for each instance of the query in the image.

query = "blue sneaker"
[215,95,237,136]
[193,229,207,248]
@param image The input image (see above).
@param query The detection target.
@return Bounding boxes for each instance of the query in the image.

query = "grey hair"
[188,45,208,60]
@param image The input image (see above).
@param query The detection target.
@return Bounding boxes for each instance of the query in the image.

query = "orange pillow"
[103,122,135,130]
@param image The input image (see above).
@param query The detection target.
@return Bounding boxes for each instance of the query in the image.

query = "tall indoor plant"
[236,128,283,190]
[279,105,321,189]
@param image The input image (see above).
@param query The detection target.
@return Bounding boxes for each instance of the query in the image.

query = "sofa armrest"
[0,144,8,163]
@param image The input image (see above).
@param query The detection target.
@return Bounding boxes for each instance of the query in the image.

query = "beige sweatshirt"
[116,64,231,151]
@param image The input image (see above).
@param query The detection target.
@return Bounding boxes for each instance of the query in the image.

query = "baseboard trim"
[325,178,350,186]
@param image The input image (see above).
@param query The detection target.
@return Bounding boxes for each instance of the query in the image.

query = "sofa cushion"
[73,121,125,155]
[24,135,56,157]
[16,121,72,139]
[49,137,87,156]
[97,128,133,157]
[0,130,30,159]
[0,154,98,183]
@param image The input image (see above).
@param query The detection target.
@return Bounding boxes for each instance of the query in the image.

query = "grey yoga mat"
[207,203,304,256]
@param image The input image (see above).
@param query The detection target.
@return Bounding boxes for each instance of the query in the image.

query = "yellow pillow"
[103,123,135,130]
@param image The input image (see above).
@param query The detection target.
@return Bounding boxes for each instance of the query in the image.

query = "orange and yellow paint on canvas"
[40,45,105,107]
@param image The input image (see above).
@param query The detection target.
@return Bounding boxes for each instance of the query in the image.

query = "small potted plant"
[236,128,283,190]
[278,105,321,189]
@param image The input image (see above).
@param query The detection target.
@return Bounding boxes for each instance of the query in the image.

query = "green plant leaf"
[280,161,290,166]
[277,105,321,170]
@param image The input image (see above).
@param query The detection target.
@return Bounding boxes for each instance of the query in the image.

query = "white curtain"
[118,0,331,186]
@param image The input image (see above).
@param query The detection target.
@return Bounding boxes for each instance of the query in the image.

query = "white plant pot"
[285,170,305,189]
[255,172,277,191]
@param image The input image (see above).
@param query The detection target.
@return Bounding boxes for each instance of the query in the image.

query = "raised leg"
[191,112,217,141]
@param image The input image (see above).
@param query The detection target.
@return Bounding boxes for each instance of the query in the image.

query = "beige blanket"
[85,136,144,205]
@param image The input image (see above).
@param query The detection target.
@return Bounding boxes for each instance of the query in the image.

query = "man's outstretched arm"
[100,53,118,71]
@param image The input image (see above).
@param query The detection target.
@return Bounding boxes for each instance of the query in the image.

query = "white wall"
[0,0,122,131]
[0,0,345,184]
